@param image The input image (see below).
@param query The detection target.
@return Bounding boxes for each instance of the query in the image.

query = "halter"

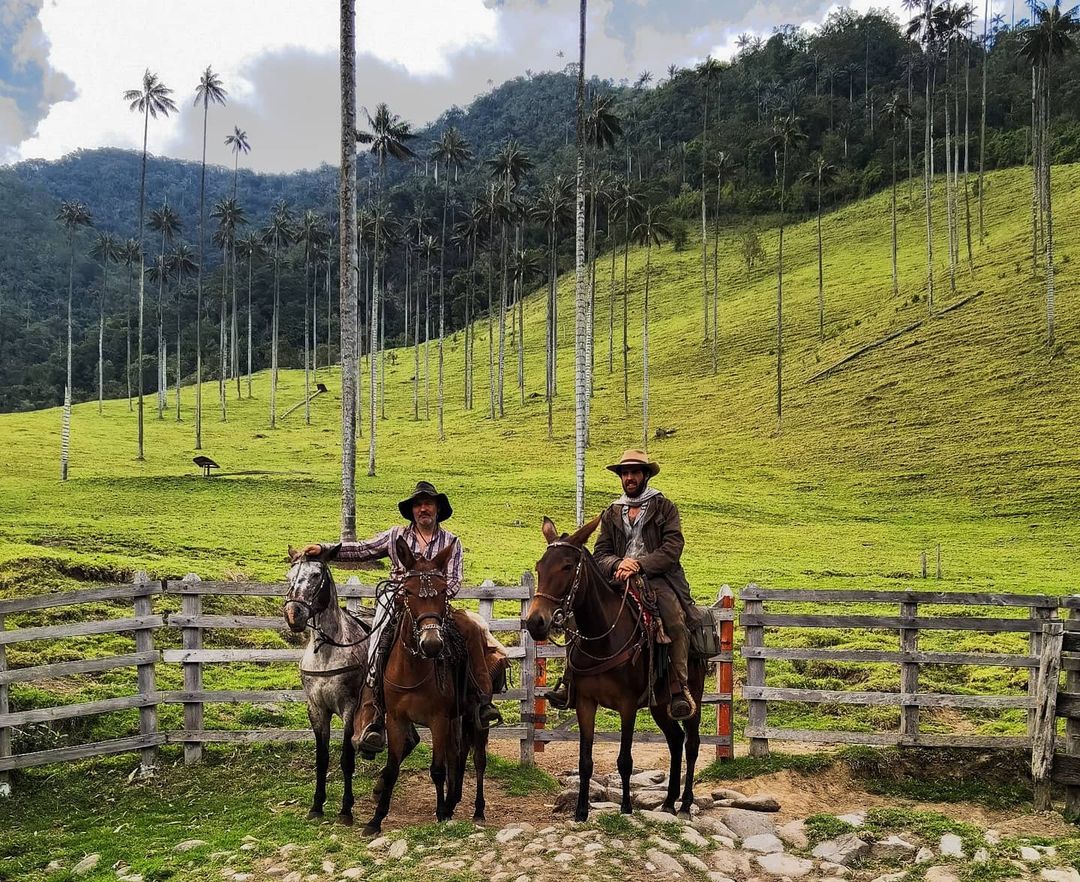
[284,561,370,655]
[396,568,451,658]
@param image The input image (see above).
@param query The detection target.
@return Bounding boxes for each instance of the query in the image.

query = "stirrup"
[357,724,386,758]
[543,680,570,710]
[477,702,503,730]
[669,689,697,722]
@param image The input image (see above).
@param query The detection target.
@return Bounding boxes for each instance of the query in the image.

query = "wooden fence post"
[133,571,157,774]
[1032,621,1063,811]
[715,585,734,760]
[1065,605,1080,818]
[1031,604,1056,735]
[0,612,10,797]
[744,584,769,758]
[180,574,203,765]
[520,571,537,765]
[344,576,362,615]
[899,600,920,741]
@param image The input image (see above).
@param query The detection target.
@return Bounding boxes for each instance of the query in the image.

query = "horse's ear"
[396,535,416,570]
[542,517,559,544]
[319,543,342,562]
[432,542,455,572]
[287,545,301,563]
[568,515,601,547]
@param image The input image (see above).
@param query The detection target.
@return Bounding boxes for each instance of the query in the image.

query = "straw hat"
[605,449,660,477]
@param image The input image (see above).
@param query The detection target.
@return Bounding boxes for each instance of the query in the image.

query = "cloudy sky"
[1,0,920,173]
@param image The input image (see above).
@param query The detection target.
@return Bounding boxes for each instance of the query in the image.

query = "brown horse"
[525,517,706,822]
[359,536,488,835]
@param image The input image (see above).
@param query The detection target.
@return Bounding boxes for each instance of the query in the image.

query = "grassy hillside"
[2,164,1077,597]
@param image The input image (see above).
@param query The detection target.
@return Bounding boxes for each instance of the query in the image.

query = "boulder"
[812,833,871,867]
[72,855,100,877]
[939,834,964,858]
[387,840,408,859]
[631,770,668,787]
[684,854,711,872]
[871,835,918,862]
[681,827,710,849]
[633,790,670,810]
[742,834,785,854]
[756,853,815,878]
[1040,870,1080,882]
[646,849,685,877]
[640,809,685,825]
[837,812,865,827]
[720,794,781,813]
[707,875,737,882]
[694,816,739,839]
[709,849,753,877]
[1020,847,1042,863]
[649,836,680,853]
[718,808,777,839]
[924,867,961,882]
[496,826,525,844]
[777,820,809,849]
[711,788,748,801]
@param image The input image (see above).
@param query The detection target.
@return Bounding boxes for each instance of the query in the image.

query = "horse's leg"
[444,716,463,819]
[372,723,419,798]
[307,705,331,820]
[575,696,598,823]
[363,715,405,836]
[338,701,357,825]
[678,706,701,819]
[650,706,684,815]
[429,715,450,822]
[617,705,636,814]
[473,725,489,823]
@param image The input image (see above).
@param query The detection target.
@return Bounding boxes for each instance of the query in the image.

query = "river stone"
[646,849,685,876]
[640,809,684,824]
[872,835,918,861]
[72,855,100,877]
[812,833,871,866]
[45,862,63,874]
[649,836,680,853]
[591,801,621,813]
[341,869,365,880]
[387,840,407,859]
[777,820,808,849]
[710,851,753,877]
[684,854,710,872]
[1040,870,1080,882]
[939,834,964,857]
[975,849,990,863]
[916,848,935,864]
[368,837,390,851]
[281,873,301,882]
[174,840,208,853]
[634,790,670,810]
[925,867,961,882]
[712,788,747,801]
[632,770,668,786]
[742,834,784,854]
[718,808,777,838]
[722,794,781,813]
[583,842,604,854]
[837,812,865,827]
[819,861,851,876]
[870,873,907,882]
[707,875,737,882]
[694,816,738,839]
[1020,848,1042,862]
[682,826,710,848]
[756,852,815,877]
[497,826,525,844]
[553,853,574,864]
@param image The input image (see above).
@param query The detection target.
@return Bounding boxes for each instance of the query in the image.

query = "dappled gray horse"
[284,544,371,825]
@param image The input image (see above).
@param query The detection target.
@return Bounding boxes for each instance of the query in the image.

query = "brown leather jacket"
[592,493,697,618]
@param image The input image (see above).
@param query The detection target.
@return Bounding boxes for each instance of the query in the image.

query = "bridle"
[284,560,370,654]
[396,569,450,659]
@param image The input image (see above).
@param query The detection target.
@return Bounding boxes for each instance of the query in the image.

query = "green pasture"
[2,164,1079,749]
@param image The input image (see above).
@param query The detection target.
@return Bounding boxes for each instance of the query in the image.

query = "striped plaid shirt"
[332,524,463,596]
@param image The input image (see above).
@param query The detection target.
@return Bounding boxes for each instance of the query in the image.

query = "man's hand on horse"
[615,558,641,581]
[302,543,323,557]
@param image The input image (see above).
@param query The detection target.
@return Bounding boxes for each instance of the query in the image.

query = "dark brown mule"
[525,517,706,822]
[359,536,488,835]
[284,545,370,826]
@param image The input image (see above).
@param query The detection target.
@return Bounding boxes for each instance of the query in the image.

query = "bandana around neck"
[614,486,661,508]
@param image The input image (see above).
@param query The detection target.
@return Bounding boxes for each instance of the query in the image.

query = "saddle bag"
[688,616,721,659]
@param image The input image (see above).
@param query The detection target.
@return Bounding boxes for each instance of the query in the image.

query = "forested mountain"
[1,6,1078,413]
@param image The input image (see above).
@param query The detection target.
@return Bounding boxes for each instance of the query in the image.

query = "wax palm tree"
[1020,1,1079,346]
[357,101,416,475]
[56,200,92,481]
[453,204,484,410]
[192,65,227,449]
[224,126,250,200]
[573,0,589,522]
[800,156,837,340]
[124,69,177,458]
[709,149,735,372]
[610,176,643,412]
[211,197,245,420]
[697,55,722,343]
[146,254,171,417]
[769,113,807,433]
[118,239,141,410]
[235,231,262,399]
[632,202,671,452]
[884,94,913,298]
[89,231,119,414]
[297,209,327,424]
[168,243,197,421]
[262,200,294,428]
[148,202,181,419]
[432,126,473,438]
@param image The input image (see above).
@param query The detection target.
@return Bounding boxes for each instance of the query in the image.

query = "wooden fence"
[0,574,735,787]
[740,584,1062,756]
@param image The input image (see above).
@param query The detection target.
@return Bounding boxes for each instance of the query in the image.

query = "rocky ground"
[45,767,1080,882]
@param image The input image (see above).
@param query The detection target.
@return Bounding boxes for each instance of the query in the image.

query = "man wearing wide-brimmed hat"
[549,449,698,720]
[303,480,504,756]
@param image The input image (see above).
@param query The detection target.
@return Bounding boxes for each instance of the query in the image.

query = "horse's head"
[284,544,340,632]
[525,516,600,641]
[396,536,454,659]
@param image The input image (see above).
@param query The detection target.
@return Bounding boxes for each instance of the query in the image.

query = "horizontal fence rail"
[739,583,1063,758]
[0,572,736,786]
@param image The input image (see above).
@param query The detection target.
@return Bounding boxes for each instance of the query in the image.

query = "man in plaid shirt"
[303,481,504,756]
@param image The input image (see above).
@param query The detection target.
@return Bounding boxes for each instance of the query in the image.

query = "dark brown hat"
[605,448,660,477]
[398,480,453,522]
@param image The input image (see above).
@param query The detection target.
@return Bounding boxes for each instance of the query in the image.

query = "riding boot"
[477,696,503,729]
[543,676,571,710]
[356,691,385,759]
[455,608,503,727]
[657,590,695,721]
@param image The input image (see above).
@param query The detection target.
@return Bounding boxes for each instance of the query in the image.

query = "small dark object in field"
[654,427,677,439]
[193,456,220,478]
[316,383,328,393]
[253,433,267,439]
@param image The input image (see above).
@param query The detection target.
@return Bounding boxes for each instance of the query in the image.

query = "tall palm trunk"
[608,223,616,374]
[126,265,133,411]
[156,226,167,420]
[1041,61,1055,346]
[219,243,228,421]
[424,247,431,421]
[195,97,208,450]
[98,259,108,414]
[232,238,240,398]
[963,37,972,270]
[438,162,450,439]
[978,1,988,244]
[700,73,710,343]
[892,129,899,298]
[517,223,525,407]
[622,212,629,413]
[487,188,496,421]
[246,250,253,398]
[339,0,358,537]
[573,0,588,524]
[270,241,280,428]
[546,226,555,440]
[777,143,787,435]
[924,61,936,314]
[175,271,183,422]
[711,168,721,373]
[137,105,149,459]
[62,227,74,481]
[817,175,825,338]
[304,247,311,425]
[411,247,419,420]
[642,233,653,451]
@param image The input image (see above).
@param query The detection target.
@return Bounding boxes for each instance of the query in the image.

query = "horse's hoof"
[473,812,486,823]
[620,804,633,815]
[306,809,324,821]
[337,813,354,827]
[361,824,380,837]
[659,805,676,815]
[677,810,692,821]
[574,809,589,823]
